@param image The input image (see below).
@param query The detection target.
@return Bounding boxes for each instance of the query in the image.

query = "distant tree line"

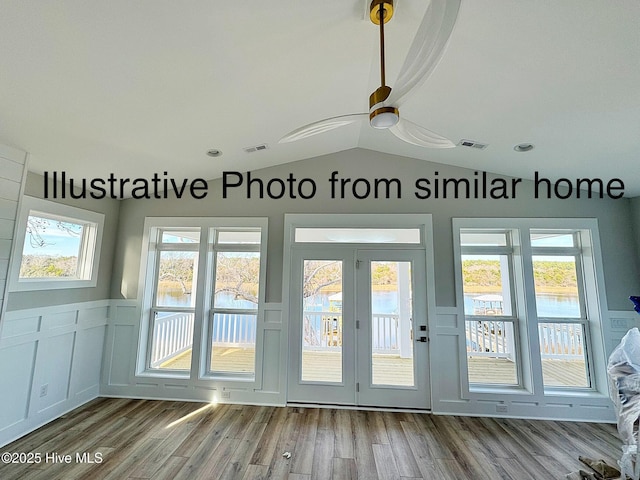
[462,259,577,291]
[20,255,78,278]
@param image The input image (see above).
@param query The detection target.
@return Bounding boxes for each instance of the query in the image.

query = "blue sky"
[22,220,81,257]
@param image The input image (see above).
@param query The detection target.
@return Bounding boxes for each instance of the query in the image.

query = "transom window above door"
[294,227,421,244]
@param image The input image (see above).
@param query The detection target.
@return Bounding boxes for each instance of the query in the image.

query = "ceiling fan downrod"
[369,0,399,129]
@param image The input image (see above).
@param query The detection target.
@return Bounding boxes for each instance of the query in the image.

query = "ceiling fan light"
[369,107,399,129]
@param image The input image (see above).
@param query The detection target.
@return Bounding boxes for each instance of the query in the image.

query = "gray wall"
[110,148,640,310]
[631,197,640,287]
[6,172,121,311]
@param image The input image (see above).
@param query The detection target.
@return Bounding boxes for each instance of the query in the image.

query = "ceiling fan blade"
[279,113,368,143]
[390,118,455,148]
[386,0,461,107]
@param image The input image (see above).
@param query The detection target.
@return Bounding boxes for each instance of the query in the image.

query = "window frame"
[530,231,593,390]
[136,217,268,388]
[205,230,263,379]
[9,196,104,291]
[453,218,610,399]
[145,227,201,372]
[459,229,524,389]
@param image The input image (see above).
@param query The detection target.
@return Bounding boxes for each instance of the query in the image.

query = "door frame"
[282,214,437,409]
[355,249,430,409]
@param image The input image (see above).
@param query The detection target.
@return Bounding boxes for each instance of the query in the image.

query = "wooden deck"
[0,397,623,480]
[163,349,585,388]
[468,357,589,387]
[162,348,414,386]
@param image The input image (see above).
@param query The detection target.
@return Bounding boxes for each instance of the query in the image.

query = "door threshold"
[287,402,431,414]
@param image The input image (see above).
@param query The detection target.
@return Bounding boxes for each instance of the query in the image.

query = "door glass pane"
[532,256,581,318]
[539,322,590,388]
[371,261,414,386]
[156,251,198,308]
[149,311,195,370]
[301,260,343,383]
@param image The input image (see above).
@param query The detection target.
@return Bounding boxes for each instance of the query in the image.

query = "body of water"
[159,289,580,324]
[464,293,580,318]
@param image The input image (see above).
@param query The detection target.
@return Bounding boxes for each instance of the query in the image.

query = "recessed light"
[514,143,534,152]
[206,149,222,157]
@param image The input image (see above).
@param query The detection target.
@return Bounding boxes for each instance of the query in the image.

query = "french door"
[287,247,430,409]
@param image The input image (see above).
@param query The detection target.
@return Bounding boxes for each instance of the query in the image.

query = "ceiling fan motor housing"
[369,85,399,129]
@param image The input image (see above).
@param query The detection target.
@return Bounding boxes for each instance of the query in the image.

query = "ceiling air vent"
[458,139,488,150]
[243,143,269,153]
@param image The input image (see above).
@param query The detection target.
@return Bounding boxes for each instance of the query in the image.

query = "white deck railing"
[212,313,256,347]
[538,321,584,360]
[151,311,257,367]
[465,319,513,359]
[302,310,401,353]
[151,312,195,367]
[465,319,585,360]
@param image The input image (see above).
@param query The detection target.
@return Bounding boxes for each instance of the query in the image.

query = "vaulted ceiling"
[1,1,639,195]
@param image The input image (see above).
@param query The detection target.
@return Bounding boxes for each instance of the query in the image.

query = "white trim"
[452,217,610,400]
[282,213,436,407]
[135,216,268,390]
[8,196,104,291]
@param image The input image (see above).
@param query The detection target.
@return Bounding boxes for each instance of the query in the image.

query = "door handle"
[416,336,428,342]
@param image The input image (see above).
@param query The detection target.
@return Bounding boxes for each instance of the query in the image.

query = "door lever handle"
[416,336,428,342]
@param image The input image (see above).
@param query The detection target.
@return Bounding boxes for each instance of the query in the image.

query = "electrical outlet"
[612,319,628,329]
[495,404,508,414]
[39,384,49,397]
[221,391,231,399]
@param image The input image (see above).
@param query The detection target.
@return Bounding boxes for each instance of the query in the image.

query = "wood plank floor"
[0,398,622,480]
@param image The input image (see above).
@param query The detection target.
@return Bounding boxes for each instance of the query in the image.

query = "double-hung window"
[209,230,262,376]
[139,218,267,382]
[459,230,521,387]
[147,228,200,371]
[530,230,591,388]
[454,219,606,395]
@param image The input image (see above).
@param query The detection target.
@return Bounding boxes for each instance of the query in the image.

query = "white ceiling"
[1,1,639,195]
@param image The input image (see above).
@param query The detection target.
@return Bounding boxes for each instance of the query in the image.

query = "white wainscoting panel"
[430,306,624,422]
[0,301,109,447]
[101,301,286,406]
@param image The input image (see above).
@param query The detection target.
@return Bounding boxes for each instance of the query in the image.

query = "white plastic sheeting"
[608,327,640,480]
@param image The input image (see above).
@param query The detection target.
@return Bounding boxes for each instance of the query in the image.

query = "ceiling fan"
[279,0,460,148]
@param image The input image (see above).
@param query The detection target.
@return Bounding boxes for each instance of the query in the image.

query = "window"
[454,219,605,395]
[460,230,520,387]
[294,228,421,244]
[209,231,262,376]
[530,230,590,388]
[147,228,200,372]
[139,218,267,382]
[10,196,104,291]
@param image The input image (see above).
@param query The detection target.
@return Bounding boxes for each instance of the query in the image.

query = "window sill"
[200,373,256,383]
[10,278,98,292]
[137,370,190,380]
[469,385,531,396]
[543,388,607,399]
